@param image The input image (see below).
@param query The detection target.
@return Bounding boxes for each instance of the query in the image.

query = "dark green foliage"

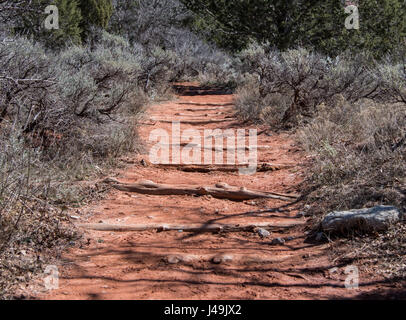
[49,0,82,47]
[5,0,82,49]
[352,0,406,58]
[78,0,113,38]
[182,0,406,58]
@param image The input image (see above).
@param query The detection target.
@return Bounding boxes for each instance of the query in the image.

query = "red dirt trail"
[38,84,391,300]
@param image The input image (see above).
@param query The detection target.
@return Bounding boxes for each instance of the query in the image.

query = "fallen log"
[79,221,303,233]
[103,179,299,201]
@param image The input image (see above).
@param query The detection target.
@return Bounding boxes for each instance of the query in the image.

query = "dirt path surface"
[40,84,388,300]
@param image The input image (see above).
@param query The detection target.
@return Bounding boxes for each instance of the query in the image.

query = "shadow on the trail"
[177,102,234,107]
[173,84,233,96]
[178,200,302,241]
[58,246,405,300]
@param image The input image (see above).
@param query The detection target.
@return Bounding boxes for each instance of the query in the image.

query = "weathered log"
[78,221,303,233]
[103,178,299,201]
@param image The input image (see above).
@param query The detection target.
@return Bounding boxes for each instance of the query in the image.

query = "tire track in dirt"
[39,83,387,300]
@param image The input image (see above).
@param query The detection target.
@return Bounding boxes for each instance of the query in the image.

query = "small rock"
[257,228,271,238]
[70,215,80,220]
[214,209,220,215]
[178,230,183,233]
[321,205,401,235]
[211,255,233,264]
[167,255,182,264]
[140,159,147,167]
[295,212,305,218]
[271,238,285,245]
[216,182,229,189]
[212,256,223,264]
[315,232,324,241]
[286,236,295,241]
[147,216,155,219]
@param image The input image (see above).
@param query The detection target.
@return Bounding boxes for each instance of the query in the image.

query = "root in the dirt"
[165,253,293,264]
[102,178,300,201]
[78,221,303,233]
[179,102,233,107]
[159,144,271,152]
[155,162,292,173]
[185,108,225,112]
[150,118,233,125]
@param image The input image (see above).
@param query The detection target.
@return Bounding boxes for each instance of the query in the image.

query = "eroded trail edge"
[41,84,384,300]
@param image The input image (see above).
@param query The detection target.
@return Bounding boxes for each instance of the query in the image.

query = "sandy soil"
[37,84,395,300]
